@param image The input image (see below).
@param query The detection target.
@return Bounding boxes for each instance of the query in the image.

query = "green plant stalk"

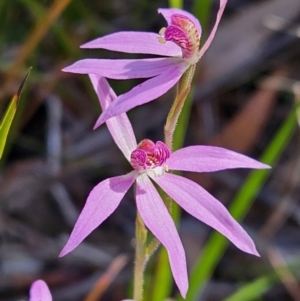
[134,214,148,301]
[169,0,183,9]
[179,107,298,301]
[192,0,212,33]
[164,65,195,151]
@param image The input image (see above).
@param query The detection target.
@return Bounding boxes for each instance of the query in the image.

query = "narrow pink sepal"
[29,280,52,301]
[153,173,260,256]
[89,75,137,160]
[198,0,228,59]
[95,64,187,127]
[158,8,202,37]
[59,172,137,257]
[62,58,178,79]
[167,145,270,173]
[136,174,188,298]
[81,31,182,57]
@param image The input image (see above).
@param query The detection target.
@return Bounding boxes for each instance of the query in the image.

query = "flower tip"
[94,111,111,130]
[30,280,52,301]
[58,247,69,258]
[80,41,91,49]
[249,246,260,257]
[93,117,104,130]
[61,66,70,73]
[242,242,260,257]
[93,118,105,130]
[257,162,271,170]
[180,290,187,299]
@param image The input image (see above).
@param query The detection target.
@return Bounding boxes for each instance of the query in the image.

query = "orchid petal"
[62,57,180,79]
[30,280,52,301]
[158,8,202,37]
[81,32,182,57]
[60,172,137,256]
[153,173,259,256]
[167,145,270,173]
[95,64,187,127]
[136,174,188,297]
[89,75,137,160]
[198,0,227,59]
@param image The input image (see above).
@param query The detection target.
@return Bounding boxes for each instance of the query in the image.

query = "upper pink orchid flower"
[59,75,269,298]
[63,0,227,129]
[29,280,52,301]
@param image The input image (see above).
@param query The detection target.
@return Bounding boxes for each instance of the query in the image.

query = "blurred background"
[1,0,300,300]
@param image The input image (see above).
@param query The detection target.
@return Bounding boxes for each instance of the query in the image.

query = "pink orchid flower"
[29,280,130,301]
[63,0,227,129]
[60,75,269,298]
[29,280,52,301]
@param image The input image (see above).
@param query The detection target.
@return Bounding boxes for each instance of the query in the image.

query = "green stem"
[133,214,147,301]
[164,65,195,150]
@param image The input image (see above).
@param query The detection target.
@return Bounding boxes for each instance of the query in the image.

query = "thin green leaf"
[180,107,298,301]
[192,0,212,33]
[224,255,300,301]
[0,68,31,158]
[168,0,182,9]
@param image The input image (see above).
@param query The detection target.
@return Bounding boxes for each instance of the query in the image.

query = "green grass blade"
[0,69,31,158]
[192,0,212,32]
[168,0,182,9]
[224,255,300,301]
[225,275,277,301]
[179,107,298,301]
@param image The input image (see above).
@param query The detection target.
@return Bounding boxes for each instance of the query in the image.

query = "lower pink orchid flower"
[29,280,129,301]
[29,280,52,301]
[63,0,227,129]
[60,75,269,298]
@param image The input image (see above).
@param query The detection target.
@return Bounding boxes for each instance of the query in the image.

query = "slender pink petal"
[136,174,188,297]
[60,172,137,257]
[198,0,227,59]
[167,146,270,173]
[62,57,181,79]
[30,280,52,301]
[158,8,202,37]
[95,64,187,127]
[153,173,259,256]
[89,75,137,160]
[81,32,182,57]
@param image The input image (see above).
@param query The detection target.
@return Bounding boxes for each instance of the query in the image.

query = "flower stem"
[164,64,195,150]
[133,214,147,301]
